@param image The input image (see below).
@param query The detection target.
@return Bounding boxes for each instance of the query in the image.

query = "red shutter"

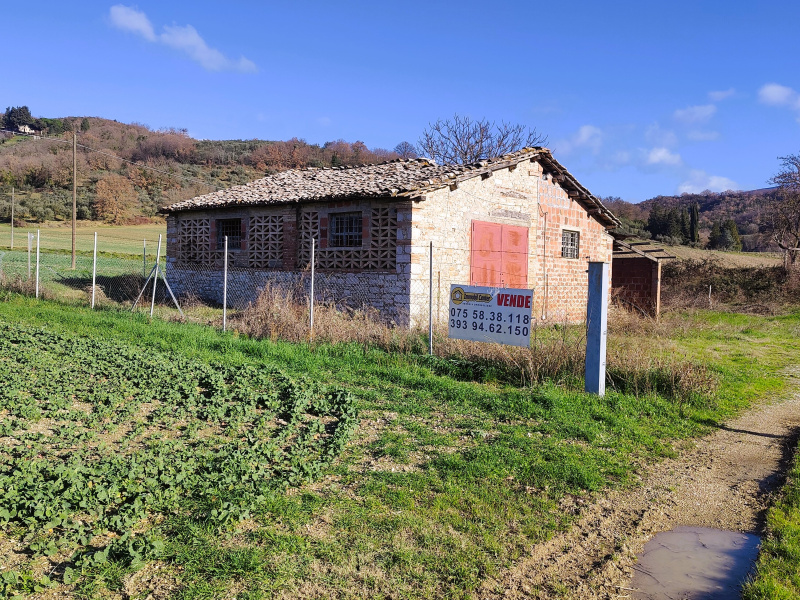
[501,225,528,289]
[470,221,502,287]
[470,221,528,288]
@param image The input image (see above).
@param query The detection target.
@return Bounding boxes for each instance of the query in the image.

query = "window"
[329,212,362,247]
[561,229,580,259]
[217,218,241,250]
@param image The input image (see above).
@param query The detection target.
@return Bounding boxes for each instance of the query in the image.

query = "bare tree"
[417,114,546,165]
[767,153,800,268]
[393,141,419,159]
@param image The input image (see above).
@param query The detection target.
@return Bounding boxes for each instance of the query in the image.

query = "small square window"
[561,230,580,259]
[330,212,362,247]
[217,218,241,250]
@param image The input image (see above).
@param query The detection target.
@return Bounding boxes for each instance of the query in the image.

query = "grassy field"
[0,294,799,598]
[648,242,782,268]
[743,439,800,599]
[0,222,167,256]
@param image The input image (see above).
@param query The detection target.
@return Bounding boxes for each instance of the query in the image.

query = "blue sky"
[3,0,799,201]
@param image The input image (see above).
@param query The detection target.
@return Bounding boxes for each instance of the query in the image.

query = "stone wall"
[165,156,614,328]
[408,158,613,325]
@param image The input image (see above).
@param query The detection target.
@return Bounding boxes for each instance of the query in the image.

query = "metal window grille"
[217,219,242,250]
[561,229,580,259]
[330,212,362,247]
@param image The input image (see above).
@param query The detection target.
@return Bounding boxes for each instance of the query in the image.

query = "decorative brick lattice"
[176,218,220,264]
[297,211,319,268]
[368,207,397,270]
[315,207,397,271]
[248,215,284,268]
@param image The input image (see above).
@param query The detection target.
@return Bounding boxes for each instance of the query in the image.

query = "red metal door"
[470,221,529,288]
[501,225,529,288]
[470,221,502,287]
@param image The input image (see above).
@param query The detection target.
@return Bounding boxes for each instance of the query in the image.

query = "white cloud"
[708,88,735,101]
[554,124,602,155]
[644,123,678,148]
[758,83,797,106]
[678,170,738,194]
[646,147,682,166]
[109,5,257,73]
[673,104,717,124]
[109,5,155,41]
[686,130,720,142]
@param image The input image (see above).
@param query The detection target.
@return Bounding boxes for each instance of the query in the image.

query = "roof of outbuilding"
[162,147,619,228]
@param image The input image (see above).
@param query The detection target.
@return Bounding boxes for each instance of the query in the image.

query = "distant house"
[162,147,619,325]
[17,125,36,135]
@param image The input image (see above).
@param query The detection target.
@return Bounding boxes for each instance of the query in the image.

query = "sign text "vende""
[496,293,531,308]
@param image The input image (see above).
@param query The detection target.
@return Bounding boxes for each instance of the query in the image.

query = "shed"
[162,147,620,326]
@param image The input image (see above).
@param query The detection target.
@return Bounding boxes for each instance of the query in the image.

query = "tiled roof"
[163,147,619,227]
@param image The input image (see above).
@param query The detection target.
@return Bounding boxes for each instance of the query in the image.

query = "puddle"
[629,526,760,599]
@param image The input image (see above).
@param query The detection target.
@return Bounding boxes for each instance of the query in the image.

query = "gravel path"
[477,379,800,599]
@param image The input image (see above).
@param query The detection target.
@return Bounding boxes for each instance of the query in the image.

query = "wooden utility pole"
[72,132,77,269]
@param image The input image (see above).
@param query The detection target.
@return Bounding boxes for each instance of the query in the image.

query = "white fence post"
[429,241,433,355]
[150,234,161,317]
[91,232,98,309]
[35,230,40,298]
[309,238,315,341]
[223,235,228,332]
[143,239,147,278]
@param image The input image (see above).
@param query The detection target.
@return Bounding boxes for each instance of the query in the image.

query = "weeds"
[235,284,717,404]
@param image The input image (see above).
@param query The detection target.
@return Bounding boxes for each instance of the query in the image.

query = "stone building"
[162,147,619,325]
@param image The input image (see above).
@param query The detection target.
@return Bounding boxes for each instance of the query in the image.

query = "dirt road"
[478,379,800,599]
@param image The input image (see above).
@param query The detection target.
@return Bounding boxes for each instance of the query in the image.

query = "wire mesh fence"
[0,227,594,353]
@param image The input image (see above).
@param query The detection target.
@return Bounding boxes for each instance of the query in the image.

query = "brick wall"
[611,256,660,316]
[409,159,613,326]
[165,156,614,328]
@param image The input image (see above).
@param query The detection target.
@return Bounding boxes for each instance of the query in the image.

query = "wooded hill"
[0,112,408,224]
[604,188,781,252]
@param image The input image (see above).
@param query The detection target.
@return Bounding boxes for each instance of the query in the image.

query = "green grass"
[1,294,799,598]
[742,440,800,599]
[0,222,166,256]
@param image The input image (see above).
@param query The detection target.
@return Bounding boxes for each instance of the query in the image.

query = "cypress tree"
[725,219,742,251]
[690,203,700,243]
[708,222,722,249]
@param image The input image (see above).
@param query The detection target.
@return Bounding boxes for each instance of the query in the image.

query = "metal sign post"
[585,262,609,396]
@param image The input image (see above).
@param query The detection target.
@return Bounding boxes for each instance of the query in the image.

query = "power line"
[0,128,221,191]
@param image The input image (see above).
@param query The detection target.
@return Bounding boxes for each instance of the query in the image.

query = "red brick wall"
[611,257,659,316]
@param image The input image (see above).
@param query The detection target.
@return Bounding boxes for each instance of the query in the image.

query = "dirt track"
[478,375,800,599]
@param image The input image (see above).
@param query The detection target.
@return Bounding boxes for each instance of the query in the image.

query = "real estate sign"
[448,285,533,347]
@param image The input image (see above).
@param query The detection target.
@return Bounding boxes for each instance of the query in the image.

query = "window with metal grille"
[330,212,362,247]
[561,229,580,259]
[217,218,242,250]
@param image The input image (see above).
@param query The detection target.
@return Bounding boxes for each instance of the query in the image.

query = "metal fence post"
[35,230,40,298]
[309,238,315,341]
[585,262,609,396]
[429,241,433,355]
[143,239,146,278]
[150,234,161,317]
[10,187,13,250]
[91,232,98,309]
[223,235,228,332]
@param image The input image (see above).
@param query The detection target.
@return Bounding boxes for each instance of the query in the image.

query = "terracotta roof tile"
[163,147,619,227]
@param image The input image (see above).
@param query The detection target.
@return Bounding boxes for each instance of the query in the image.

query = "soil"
[477,376,800,599]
